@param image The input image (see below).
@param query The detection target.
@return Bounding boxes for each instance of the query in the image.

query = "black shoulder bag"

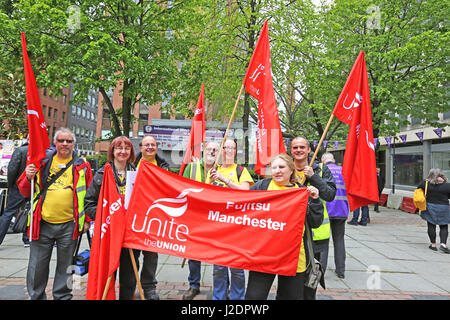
[304,220,324,290]
[12,158,74,234]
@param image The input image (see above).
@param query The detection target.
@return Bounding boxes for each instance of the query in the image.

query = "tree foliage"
[0,0,447,146]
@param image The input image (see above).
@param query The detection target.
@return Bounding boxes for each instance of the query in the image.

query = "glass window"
[394,153,423,187]
[72,105,76,115]
[432,151,450,179]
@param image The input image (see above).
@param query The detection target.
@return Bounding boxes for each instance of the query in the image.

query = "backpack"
[413,180,428,212]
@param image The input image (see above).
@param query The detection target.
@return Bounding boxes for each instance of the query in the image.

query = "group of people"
[0,126,448,300]
[180,136,349,300]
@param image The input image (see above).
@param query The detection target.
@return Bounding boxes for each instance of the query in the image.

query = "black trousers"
[427,222,448,244]
[330,218,346,275]
[118,248,158,299]
[245,271,305,300]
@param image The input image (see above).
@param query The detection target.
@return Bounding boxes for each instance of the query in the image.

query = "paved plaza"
[0,204,449,300]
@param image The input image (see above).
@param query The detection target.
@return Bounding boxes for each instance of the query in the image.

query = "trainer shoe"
[439,245,450,254]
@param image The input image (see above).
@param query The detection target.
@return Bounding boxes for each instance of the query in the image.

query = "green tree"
[0,72,27,139]
[0,0,204,138]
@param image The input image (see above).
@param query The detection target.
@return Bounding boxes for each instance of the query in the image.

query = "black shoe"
[144,288,159,300]
[357,221,367,226]
[347,221,358,226]
[429,244,437,251]
[182,288,200,300]
[439,245,450,254]
[335,271,345,279]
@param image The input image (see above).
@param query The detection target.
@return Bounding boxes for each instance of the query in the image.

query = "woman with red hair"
[84,136,137,299]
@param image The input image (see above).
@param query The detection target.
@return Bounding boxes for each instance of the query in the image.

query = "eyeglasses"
[223,147,235,150]
[205,148,217,152]
[141,144,156,148]
[56,139,74,144]
[115,147,131,151]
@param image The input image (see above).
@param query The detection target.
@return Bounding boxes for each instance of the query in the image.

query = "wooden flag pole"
[300,114,335,185]
[101,275,113,300]
[129,248,145,300]
[212,84,245,170]
[181,85,244,269]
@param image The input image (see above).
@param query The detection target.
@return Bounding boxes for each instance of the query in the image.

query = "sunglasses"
[56,139,74,144]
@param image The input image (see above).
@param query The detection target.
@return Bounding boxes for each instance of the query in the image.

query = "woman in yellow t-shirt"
[245,154,324,300]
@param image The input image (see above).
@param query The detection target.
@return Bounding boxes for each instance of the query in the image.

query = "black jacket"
[305,161,336,202]
[7,142,28,191]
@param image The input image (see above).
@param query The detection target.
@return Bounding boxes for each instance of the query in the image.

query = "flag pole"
[213,84,245,170]
[101,275,113,300]
[128,248,145,300]
[300,114,335,185]
[29,177,34,243]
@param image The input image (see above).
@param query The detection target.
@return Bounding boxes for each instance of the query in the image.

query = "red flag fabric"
[179,83,205,176]
[21,32,50,168]
[333,51,379,211]
[123,160,309,276]
[86,163,127,300]
[243,21,286,175]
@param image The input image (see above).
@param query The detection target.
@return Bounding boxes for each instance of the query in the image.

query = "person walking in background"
[348,205,369,226]
[0,138,30,247]
[321,153,350,279]
[374,167,385,213]
[417,168,450,254]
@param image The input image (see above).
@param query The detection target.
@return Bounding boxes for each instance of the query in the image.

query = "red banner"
[332,51,379,211]
[86,163,126,300]
[123,160,309,276]
[243,21,286,175]
[21,32,50,168]
[179,82,205,175]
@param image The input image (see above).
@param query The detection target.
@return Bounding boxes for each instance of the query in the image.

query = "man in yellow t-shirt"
[41,154,74,224]
[21,128,92,300]
[208,139,254,300]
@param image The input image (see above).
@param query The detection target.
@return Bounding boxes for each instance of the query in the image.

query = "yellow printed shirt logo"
[41,155,74,224]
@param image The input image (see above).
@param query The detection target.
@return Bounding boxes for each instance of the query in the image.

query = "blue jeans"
[351,206,369,225]
[213,265,245,300]
[188,260,201,290]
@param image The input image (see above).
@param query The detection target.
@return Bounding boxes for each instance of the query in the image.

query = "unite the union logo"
[146,188,204,218]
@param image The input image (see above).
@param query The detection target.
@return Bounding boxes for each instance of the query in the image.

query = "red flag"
[123,160,308,276]
[21,32,50,168]
[243,21,286,175]
[86,163,127,300]
[179,83,205,176]
[333,51,379,211]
